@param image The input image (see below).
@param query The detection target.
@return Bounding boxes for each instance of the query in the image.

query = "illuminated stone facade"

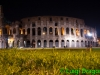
[0,5,97,48]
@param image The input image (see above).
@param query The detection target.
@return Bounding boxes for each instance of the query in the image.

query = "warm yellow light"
[8,37,14,43]
[20,29,23,34]
[43,32,45,35]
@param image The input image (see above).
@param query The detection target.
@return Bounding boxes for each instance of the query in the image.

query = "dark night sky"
[1,0,100,36]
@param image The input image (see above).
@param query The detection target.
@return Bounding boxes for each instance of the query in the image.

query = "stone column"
[53,40,55,46]
[53,27,55,36]
[59,39,61,47]
[16,25,19,35]
[47,27,49,36]
[35,39,37,48]
[69,25,71,47]
[20,36,24,47]
[64,39,66,46]
[41,40,43,48]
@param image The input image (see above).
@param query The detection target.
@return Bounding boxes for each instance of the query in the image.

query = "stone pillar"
[41,27,43,36]
[47,27,49,36]
[35,27,37,36]
[53,40,55,46]
[64,39,66,46]
[20,37,24,47]
[53,27,55,36]
[35,40,37,48]
[59,39,61,47]
[41,40,43,48]
[16,25,19,35]
[69,26,71,47]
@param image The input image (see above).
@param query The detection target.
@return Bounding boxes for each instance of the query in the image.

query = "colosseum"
[0,5,97,48]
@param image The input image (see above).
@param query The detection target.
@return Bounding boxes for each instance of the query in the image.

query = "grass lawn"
[0,48,100,75]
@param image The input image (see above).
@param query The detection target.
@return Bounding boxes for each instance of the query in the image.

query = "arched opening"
[93,41,94,47]
[37,40,41,47]
[17,40,20,47]
[71,40,75,47]
[55,40,59,47]
[61,40,65,47]
[76,29,80,36]
[81,40,84,47]
[71,28,74,35]
[38,27,41,35]
[55,28,58,35]
[85,41,87,47]
[27,28,30,34]
[32,39,35,48]
[49,40,53,48]
[32,28,35,36]
[44,40,47,47]
[76,40,79,47]
[43,27,47,35]
[23,40,26,47]
[66,40,69,47]
[80,29,83,37]
[26,40,30,47]
[23,29,25,35]
[88,41,90,47]
[13,28,16,34]
[49,27,53,35]
[66,28,69,34]
[61,27,64,35]
[3,28,7,34]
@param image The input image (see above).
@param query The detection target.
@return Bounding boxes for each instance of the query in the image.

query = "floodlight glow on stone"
[88,33,92,36]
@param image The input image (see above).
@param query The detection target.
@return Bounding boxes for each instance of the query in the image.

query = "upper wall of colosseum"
[21,16,85,25]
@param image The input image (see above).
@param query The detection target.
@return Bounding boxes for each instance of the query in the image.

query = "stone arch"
[12,41,14,47]
[23,40,26,47]
[38,27,41,35]
[49,27,53,34]
[27,28,30,34]
[71,40,75,47]
[66,40,69,47]
[37,40,41,47]
[44,40,47,47]
[66,27,69,34]
[80,29,83,37]
[71,28,74,35]
[76,40,79,47]
[61,27,64,35]
[88,41,90,47]
[85,41,87,47]
[93,41,94,47]
[43,27,47,35]
[13,28,16,34]
[55,28,58,35]
[17,40,20,47]
[32,39,35,48]
[49,40,53,48]
[32,28,35,35]
[23,29,25,35]
[26,40,30,47]
[61,40,65,47]
[81,40,84,47]
[55,40,59,47]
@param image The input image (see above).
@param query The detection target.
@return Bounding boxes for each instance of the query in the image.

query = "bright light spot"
[39,43,40,45]
[43,32,45,35]
[87,33,92,36]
